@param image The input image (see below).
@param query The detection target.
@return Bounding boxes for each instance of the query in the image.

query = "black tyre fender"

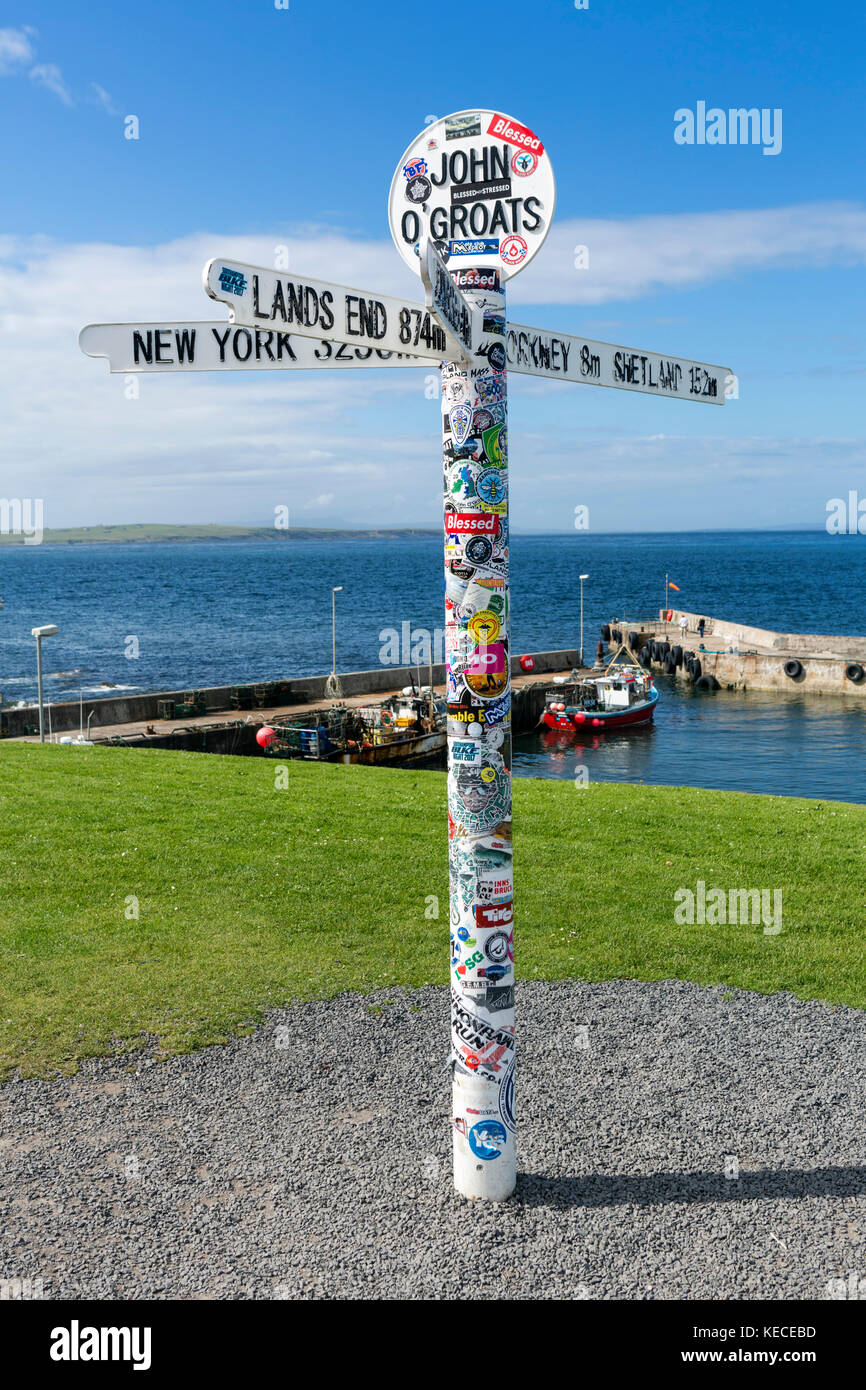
[845,662,864,683]
[784,659,803,679]
[690,659,703,682]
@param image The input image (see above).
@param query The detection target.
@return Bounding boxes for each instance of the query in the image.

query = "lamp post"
[331,587,343,677]
[31,624,58,743]
[578,569,592,667]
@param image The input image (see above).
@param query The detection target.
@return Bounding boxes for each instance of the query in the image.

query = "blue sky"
[1,0,864,531]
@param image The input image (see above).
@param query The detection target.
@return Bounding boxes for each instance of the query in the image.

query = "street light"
[31,624,58,743]
[331,587,343,676]
[579,575,589,668]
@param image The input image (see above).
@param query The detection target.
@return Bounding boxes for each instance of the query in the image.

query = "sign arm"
[505,320,733,405]
[420,238,483,359]
[203,256,473,363]
[78,321,430,374]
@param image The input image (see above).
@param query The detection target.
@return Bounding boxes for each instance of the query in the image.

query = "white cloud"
[0,26,35,75]
[0,29,114,112]
[507,428,866,533]
[515,203,866,305]
[5,199,862,332]
[29,62,74,106]
[88,82,117,115]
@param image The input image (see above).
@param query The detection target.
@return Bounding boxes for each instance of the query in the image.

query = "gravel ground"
[1,978,865,1301]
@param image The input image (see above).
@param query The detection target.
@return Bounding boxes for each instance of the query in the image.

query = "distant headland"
[0,523,440,546]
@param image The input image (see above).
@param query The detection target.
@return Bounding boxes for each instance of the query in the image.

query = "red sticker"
[511,149,539,177]
[487,114,544,155]
[446,513,500,535]
[476,901,514,930]
[500,234,528,267]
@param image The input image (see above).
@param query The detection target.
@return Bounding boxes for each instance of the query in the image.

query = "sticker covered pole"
[442,277,515,1200]
[387,109,555,1202]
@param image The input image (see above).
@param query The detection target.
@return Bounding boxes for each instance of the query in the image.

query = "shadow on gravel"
[516,1166,866,1208]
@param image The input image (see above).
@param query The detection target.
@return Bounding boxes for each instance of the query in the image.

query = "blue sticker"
[448,239,500,257]
[403,158,427,179]
[218,267,247,296]
[468,1120,508,1160]
[452,740,479,762]
[484,693,511,727]
[476,469,506,506]
[485,963,507,980]
[457,926,470,941]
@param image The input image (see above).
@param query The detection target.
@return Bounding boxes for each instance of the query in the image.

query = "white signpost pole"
[441,270,515,1200]
[390,110,555,1200]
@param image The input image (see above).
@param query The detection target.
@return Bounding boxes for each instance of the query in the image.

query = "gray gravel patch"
[1,979,864,1301]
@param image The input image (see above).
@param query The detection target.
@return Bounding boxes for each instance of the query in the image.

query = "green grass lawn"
[1,743,864,1078]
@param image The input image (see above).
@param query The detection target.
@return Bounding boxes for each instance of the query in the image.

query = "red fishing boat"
[542,659,658,733]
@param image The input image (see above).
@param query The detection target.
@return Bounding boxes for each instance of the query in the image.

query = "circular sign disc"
[388,109,555,282]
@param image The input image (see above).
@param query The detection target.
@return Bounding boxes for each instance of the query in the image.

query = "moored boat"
[263,689,447,765]
[542,662,658,733]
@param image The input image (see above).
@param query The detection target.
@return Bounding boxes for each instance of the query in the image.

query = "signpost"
[79,107,734,1206]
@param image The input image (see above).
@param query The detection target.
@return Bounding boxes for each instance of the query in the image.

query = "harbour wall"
[606,612,866,695]
[110,683,552,755]
[1,648,580,739]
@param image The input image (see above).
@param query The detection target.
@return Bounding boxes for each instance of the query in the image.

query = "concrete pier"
[3,648,582,745]
[607,609,866,696]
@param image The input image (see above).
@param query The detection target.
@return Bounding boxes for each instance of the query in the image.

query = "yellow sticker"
[468,609,501,644]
